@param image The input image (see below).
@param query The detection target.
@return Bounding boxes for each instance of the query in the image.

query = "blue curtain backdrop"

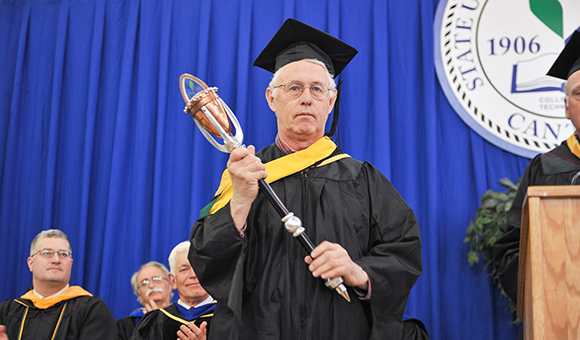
[0,0,531,339]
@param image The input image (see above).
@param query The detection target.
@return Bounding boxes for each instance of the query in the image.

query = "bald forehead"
[279,60,326,76]
[276,60,332,86]
[568,71,580,92]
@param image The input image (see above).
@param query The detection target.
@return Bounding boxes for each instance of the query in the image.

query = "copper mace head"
[180,74,231,137]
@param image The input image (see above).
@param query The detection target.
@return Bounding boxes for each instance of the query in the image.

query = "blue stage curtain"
[0,0,530,339]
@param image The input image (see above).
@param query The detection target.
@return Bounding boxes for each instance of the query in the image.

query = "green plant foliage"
[464,177,521,315]
[464,177,520,270]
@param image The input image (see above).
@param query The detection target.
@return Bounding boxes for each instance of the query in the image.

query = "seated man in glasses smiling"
[117,261,173,340]
[131,241,216,340]
[0,229,117,340]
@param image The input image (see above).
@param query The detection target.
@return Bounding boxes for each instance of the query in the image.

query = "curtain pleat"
[149,0,172,258]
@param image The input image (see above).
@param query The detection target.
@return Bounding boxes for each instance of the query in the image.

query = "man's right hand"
[227,145,267,230]
[0,325,8,340]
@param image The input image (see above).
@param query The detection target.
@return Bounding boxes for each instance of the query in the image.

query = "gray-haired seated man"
[117,261,174,340]
[0,229,117,340]
[130,241,216,340]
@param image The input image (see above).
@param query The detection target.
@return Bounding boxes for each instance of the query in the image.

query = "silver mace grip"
[282,213,305,236]
[282,213,351,302]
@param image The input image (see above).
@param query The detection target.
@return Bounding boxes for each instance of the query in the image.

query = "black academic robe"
[130,302,215,340]
[189,144,423,340]
[492,140,580,303]
[117,315,137,340]
[0,295,117,340]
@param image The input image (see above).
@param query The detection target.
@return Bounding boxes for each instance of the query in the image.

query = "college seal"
[434,0,580,158]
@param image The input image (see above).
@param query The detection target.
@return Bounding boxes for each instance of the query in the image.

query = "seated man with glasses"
[131,241,216,340]
[0,229,117,340]
[117,261,174,340]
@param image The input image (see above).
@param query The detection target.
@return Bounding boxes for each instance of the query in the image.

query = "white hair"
[168,241,190,275]
[268,59,337,98]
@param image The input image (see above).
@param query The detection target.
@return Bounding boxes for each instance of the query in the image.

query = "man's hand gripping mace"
[179,74,350,302]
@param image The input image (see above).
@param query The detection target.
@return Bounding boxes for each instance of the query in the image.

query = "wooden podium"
[517,186,580,339]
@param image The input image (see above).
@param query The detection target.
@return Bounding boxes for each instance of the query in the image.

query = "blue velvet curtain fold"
[0,0,530,339]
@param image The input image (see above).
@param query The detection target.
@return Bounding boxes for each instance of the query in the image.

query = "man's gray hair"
[268,59,337,98]
[30,229,71,256]
[168,241,190,275]
[131,261,172,305]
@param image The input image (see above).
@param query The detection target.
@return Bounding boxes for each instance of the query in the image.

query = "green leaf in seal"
[530,0,563,38]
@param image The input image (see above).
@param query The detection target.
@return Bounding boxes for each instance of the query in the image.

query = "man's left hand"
[305,241,369,290]
[143,299,159,312]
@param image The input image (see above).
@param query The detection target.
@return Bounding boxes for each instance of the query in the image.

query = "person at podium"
[492,30,580,305]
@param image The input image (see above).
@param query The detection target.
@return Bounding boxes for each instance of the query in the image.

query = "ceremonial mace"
[179,74,350,302]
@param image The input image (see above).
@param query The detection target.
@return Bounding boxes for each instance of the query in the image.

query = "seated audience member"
[131,241,216,340]
[117,261,173,340]
[0,229,117,339]
[492,31,580,305]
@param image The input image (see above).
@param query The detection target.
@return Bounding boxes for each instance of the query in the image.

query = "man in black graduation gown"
[492,31,580,305]
[0,229,117,340]
[117,261,173,340]
[189,19,425,340]
[131,241,216,340]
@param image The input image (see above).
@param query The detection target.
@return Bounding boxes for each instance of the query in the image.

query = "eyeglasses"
[138,276,166,287]
[272,81,331,100]
[31,249,72,259]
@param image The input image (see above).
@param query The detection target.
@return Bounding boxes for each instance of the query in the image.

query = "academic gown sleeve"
[130,309,163,340]
[74,296,118,340]
[0,299,14,329]
[352,162,423,338]
[117,316,137,340]
[189,205,245,338]
[491,162,533,303]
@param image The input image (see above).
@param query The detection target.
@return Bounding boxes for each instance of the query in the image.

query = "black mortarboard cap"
[254,18,358,141]
[253,18,358,77]
[547,30,580,80]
